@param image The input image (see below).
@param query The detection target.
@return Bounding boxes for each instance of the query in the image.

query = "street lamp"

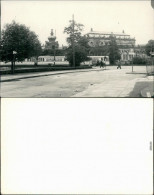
[53,45,56,66]
[132,58,134,72]
[12,50,17,74]
[132,49,137,72]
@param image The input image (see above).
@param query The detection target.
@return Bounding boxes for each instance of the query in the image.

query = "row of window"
[87,34,131,39]
[89,42,135,47]
[122,54,134,60]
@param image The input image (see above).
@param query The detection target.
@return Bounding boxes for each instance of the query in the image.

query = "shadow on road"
[129,81,153,97]
[126,72,146,75]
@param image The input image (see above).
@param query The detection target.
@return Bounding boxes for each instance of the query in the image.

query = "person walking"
[100,60,103,68]
[96,60,100,66]
[117,60,121,69]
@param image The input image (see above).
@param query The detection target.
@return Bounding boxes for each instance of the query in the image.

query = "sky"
[1,1,154,46]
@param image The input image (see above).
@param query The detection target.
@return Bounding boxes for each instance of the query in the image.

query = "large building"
[85,29,146,63]
[85,28,136,47]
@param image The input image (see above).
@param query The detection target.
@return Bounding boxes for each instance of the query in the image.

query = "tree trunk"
[11,60,15,74]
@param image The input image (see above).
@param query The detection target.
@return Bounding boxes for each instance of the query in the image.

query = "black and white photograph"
[1,1,153,195]
[1,0,154,97]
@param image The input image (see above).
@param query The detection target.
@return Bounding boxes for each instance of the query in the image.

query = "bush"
[0,65,92,75]
[65,45,90,66]
[132,57,147,64]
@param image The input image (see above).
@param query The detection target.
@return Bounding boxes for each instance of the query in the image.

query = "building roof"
[38,56,65,58]
[38,56,52,58]
[86,31,130,36]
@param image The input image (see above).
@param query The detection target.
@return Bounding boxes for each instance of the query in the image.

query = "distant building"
[85,29,135,48]
[45,29,59,50]
[85,29,147,63]
[40,28,147,64]
[41,29,67,57]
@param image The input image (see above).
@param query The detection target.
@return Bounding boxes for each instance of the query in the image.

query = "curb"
[1,68,105,83]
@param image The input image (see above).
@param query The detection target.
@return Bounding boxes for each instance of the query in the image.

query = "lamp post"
[132,49,137,72]
[53,45,56,65]
[12,50,17,74]
[150,43,154,73]
[132,51,134,72]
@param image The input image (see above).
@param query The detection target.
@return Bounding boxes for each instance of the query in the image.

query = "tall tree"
[108,36,121,64]
[64,19,90,66]
[0,21,42,72]
[64,20,84,45]
[145,40,154,56]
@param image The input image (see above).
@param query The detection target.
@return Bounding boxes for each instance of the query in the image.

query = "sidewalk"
[1,66,153,97]
[126,69,153,97]
[1,67,102,82]
[140,76,154,97]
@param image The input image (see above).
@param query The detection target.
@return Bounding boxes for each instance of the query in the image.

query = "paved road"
[1,66,151,97]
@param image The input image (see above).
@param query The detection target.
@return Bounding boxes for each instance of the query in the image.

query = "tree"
[132,56,147,65]
[42,48,66,56]
[64,20,84,45]
[108,36,121,64]
[89,46,109,56]
[64,19,90,66]
[0,21,42,72]
[65,36,91,66]
[77,36,90,49]
[65,45,90,66]
[145,40,154,56]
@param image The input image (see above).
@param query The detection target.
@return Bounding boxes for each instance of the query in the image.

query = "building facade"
[85,29,135,48]
[85,29,146,63]
[119,45,147,62]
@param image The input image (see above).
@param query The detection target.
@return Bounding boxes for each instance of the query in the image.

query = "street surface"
[1,66,153,97]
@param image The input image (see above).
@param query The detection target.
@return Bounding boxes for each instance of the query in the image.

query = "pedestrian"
[117,60,121,69]
[100,60,103,68]
[96,60,100,66]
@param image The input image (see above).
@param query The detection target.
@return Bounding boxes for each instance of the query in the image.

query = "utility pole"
[150,43,154,73]
[53,45,56,65]
[54,30,56,65]
[12,51,17,74]
[72,14,75,68]
[53,29,56,65]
